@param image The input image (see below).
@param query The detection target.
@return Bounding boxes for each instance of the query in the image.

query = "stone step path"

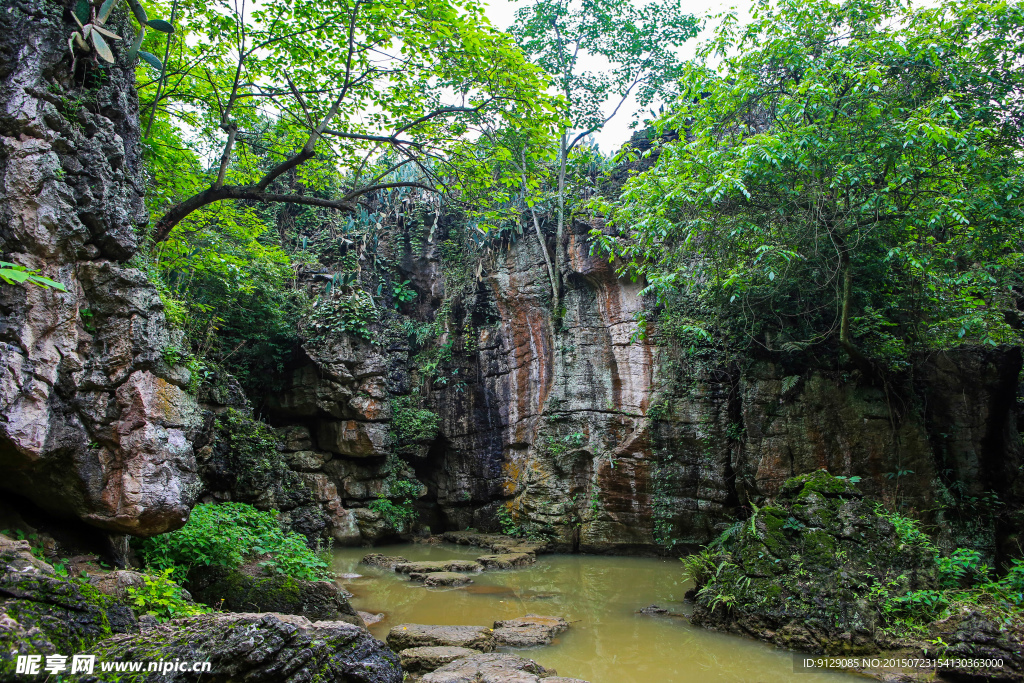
[387,617,586,681]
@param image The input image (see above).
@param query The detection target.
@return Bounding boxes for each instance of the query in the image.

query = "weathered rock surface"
[419,653,582,683]
[441,532,549,556]
[492,615,569,647]
[0,534,135,668]
[186,564,360,625]
[82,613,402,683]
[409,571,474,587]
[0,0,201,536]
[394,560,484,575]
[399,646,478,675]
[387,624,496,652]
[477,553,535,570]
[362,553,410,570]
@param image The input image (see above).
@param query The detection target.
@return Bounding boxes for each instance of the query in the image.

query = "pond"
[333,542,864,683]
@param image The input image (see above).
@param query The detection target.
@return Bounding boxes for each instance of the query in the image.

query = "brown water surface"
[333,543,864,683]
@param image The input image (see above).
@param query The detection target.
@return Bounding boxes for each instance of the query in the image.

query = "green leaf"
[73,0,91,25]
[126,0,148,24]
[147,19,174,33]
[128,25,145,61]
[91,31,115,63]
[98,0,117,23]
[138,50,163,71]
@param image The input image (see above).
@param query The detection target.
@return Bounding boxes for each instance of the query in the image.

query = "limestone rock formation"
[83,613,402,683]
[0,0,201,536]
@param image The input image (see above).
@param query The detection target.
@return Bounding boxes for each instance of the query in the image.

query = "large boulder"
[186,564,360,625]
[0,0,202,536]
[0,535,135,674]
[82,613,401,683]
[387,624,495,652]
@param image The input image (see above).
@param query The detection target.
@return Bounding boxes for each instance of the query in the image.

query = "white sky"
[484,0,750,152]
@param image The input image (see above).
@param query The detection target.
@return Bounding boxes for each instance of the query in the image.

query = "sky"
[482,0,749,152]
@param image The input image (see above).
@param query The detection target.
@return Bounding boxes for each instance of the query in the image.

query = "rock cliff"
[0,0,201,536]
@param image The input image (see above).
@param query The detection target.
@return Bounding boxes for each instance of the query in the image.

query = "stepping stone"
[408,571,474,587]
[393,559,484,574]
[477,553,535,570]
[399,646,477,674]
[358,610,385,626]
[361,553,409,569]
[441,531,550,555]
[492,615,569,647]
[387,624,496,652]
[421,652,589,683]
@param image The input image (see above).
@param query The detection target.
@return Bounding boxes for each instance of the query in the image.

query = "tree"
[136,0,557,243]
[593,0,1024,371]
[510,0,700,316]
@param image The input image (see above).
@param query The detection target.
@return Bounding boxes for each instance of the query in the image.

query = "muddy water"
[333,543,864,683]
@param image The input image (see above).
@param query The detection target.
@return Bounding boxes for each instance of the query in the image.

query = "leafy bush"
[369,479,421,532]
[134,503,331,583]
[391,395,440,448]
[126,569,209,622]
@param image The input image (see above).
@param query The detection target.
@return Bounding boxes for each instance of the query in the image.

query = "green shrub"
[126,569,210,622]
[391,395,440,448]
[369,478,421,532]
[134,502,331,583]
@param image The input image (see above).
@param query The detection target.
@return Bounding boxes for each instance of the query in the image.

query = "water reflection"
[334,543,864,683]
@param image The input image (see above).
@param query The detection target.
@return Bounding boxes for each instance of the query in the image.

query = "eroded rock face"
[0,0,201,536]
[83,613,402,683]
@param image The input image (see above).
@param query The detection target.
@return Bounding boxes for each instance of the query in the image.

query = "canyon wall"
[260,215,1024,559]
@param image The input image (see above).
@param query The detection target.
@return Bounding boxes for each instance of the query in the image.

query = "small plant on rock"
[67,0,173,73]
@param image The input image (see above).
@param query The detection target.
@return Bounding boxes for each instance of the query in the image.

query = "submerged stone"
[361,553,410,570]
[408,571,475,587]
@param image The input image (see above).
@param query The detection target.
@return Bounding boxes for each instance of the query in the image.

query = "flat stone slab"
[399,646,478,674]
[421,652,583,683]
[442,531,550,555]
[394,559,484,574]
[387,624,496,652]
[361,553,409,569]
[477,553,536,570]
[492,615,570,647]
[358,610,385,626]
[408,571,474,587]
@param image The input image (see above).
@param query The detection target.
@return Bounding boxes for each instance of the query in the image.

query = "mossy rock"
[186,564,360,625]
[0,537,136,677]
[780,470,860,500]
[81,613,401,683]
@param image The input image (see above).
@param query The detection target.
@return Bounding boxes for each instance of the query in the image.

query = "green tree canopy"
[593,0,1024,370]
[510,0,701,315]
[138,0,559,242]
